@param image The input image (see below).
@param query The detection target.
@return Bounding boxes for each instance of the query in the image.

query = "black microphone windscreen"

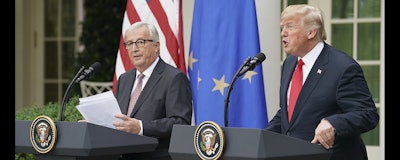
[90,62,101,71]
[255,52,266,62]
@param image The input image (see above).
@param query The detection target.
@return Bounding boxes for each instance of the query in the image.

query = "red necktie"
[288,59,304,122]
[127,74,144,116]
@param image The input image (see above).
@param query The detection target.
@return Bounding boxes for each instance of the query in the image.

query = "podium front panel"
[16,120,158,159]
[169,125,332,160]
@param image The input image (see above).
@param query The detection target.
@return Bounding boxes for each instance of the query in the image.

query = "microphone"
[74,62,101,83]
[60,62,101,121]
[238,52,266,76]
[224,52,265,127]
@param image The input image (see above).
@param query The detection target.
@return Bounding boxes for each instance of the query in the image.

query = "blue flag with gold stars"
[188,0,267,129]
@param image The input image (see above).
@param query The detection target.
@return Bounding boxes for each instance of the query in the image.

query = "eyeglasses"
[123,39,153,49]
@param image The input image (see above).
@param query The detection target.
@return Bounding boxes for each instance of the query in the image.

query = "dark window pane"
[62,41,76,79]
[44,0,59,37]
[288,0,308,5]
[62,0,76,37]
[358,0,381,18]
[332,24,353,57]
[361,65,380,103]
[358,23,380,60]
[45,42,58,79]
[62,83,69,100]
[332,0,354,19]
[361,108,379,146]
[45,83,58,103]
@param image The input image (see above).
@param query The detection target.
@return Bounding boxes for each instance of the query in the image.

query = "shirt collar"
[299,42,324,67]
[136,57,159,78]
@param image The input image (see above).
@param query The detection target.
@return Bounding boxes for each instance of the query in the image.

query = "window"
[331,0,381,146]
[44,0,81,103]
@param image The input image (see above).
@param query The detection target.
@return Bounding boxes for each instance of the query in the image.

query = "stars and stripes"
[113,0,186,92]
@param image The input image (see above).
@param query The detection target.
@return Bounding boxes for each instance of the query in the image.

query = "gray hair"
[124,21,160,42]
[282,4,327,41]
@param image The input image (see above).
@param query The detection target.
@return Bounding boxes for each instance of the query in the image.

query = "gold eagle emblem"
[201,128,219,155]
[36,122,52,147]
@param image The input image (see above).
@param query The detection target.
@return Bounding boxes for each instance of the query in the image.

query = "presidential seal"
[194,121,224,160]
[30,115,57,154]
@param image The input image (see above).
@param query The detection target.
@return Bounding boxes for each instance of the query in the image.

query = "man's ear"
[307,29,317,39]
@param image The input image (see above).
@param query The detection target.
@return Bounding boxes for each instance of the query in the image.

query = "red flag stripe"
[119,36,133,71]
[113,0,185,92]
[126,0,141,25]
[148,1,180,68]
[177,0,186,73]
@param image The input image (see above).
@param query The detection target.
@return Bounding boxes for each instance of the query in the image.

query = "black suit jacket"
[115,58,192,159]
[266,42,379,160]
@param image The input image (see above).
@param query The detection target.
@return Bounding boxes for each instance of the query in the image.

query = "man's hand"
[113,113,141,134]
[311,118,335,149]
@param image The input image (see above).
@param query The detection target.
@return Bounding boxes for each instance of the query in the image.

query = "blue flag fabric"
[188,0,268,129]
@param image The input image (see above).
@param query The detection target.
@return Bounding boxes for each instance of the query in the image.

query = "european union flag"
[188,0,267,129]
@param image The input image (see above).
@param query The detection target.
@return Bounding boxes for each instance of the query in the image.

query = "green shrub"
[15,95,83,160]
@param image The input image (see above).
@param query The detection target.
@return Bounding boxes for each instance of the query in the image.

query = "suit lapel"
[121,70,137,115]
[290,44,329,123]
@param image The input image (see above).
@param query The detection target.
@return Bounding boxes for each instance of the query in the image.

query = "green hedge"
[15,96,83,160]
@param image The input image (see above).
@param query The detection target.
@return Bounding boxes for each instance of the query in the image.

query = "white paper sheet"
[76,91,122,129]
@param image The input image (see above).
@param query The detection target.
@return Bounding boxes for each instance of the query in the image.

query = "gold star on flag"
[212,75,229,95]
[188,51,198,70]
[242,70,257,83]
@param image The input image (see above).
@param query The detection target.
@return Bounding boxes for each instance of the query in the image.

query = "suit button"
[286,132,291,136]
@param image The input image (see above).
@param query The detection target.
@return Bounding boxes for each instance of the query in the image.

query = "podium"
[169,125,332,160]
[15,120,158,160]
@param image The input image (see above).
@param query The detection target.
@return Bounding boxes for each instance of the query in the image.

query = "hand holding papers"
[76,91,122,129]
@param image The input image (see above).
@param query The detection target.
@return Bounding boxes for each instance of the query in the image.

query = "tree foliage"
[75,0,126,82]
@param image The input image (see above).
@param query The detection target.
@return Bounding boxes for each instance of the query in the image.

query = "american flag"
[113,0,186,92]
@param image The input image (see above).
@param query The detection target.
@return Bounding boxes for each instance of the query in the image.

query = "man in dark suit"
[265,4,379,160]
[113,22,192,160]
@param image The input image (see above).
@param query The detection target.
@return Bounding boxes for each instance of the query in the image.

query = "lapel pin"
[317,69,322,74]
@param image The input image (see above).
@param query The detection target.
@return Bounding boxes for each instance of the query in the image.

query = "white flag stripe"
[159,0,179,39]
[133,0,176,68]
[114,50,125,80]
[114,0,184,90]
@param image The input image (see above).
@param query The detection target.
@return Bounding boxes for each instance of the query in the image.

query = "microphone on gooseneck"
[60,62,102,121]
[224,52,266,127]
[238,52,266,76]
[74,62,102,83]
